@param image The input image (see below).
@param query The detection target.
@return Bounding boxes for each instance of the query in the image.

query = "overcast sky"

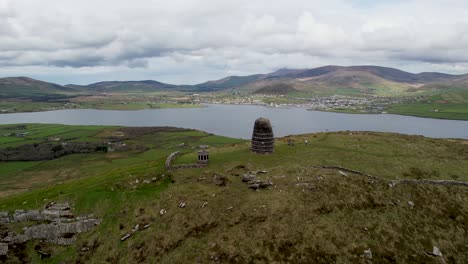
[1,0,468,85]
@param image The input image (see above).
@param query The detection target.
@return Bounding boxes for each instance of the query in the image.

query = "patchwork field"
[0,124,467,263]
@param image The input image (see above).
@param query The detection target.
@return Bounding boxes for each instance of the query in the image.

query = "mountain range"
[2,65,468,98]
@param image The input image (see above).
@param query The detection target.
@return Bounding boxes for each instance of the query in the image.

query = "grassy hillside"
[0,77,74,99]
[0,124,467,263]
[71,80,177,93]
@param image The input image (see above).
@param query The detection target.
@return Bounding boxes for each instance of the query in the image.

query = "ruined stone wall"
[165,151,207,170]
[170,164,206,170]
[165,151,181,170]
[310,165,468,187]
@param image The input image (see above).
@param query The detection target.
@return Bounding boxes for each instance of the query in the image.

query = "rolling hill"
[2,65,468,97]
[0,77,75,99]
[200,65,468,96]
[66,80,177,93]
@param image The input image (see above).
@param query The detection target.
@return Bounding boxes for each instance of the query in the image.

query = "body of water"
[0,104,467,139]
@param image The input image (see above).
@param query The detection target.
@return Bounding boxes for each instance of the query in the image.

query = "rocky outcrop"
[0,203,100,256]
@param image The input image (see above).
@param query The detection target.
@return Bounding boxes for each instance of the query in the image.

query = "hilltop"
[0,124,467,263]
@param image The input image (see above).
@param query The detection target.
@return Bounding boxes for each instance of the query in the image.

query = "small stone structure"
[251,117,274,154]
[198,149,209,166]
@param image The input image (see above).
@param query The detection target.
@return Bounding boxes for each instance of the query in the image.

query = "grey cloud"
[1,0,468,83]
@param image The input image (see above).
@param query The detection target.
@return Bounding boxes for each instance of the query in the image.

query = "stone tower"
[251,117,274,154]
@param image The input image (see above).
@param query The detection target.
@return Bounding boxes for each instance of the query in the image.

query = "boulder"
[363,248,372,259]
[213,174,228,186]
[431,246,442,257]
[242,174,256,182]
[0,243,8,256]
[248,180,273,190]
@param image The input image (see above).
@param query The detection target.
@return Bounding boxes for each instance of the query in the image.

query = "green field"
[0,100,200,113]
[388,91,468,120]
[0,125,467,263]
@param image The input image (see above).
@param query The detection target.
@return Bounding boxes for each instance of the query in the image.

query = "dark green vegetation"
[0,77,74,99]
[0,124,467,263]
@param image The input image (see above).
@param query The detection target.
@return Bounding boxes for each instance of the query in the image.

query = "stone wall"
[165,151,207,170]
[310,165,468,187]
[170,164,206,170]
[165,151,181,170]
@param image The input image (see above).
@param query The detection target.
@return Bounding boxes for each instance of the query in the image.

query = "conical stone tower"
[251,117,274,154]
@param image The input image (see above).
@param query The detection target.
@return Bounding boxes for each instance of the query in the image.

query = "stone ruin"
[165,148,209,170]
[251,117,274,154]
[0,202,100,257]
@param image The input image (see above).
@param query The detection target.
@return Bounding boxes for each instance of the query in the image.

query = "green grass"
[0,125,467,263]
[0,124,244,196]
[388,91,468,120]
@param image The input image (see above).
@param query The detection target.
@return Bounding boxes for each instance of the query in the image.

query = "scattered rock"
[431,246,443,257]
[143,224,150,229]
[0,243,8,256]
[213,174,228,186]
[36,249,50,258]
[0,211,9,223]
[248,180,273,190]
[132,224,140,232]
[201,202,208,208]
[242,174,256,182]
[178,201,186,208]
[226,207,233,211]
[363,248,372,259]
[339,171,348,177]
[46,202,70,211]
[159,209,167,216]
[81,246,90,252]
[388,181,397,188]
[408,201,415,207]
[120,233,131,241]
[257,170,268,174]
[143,180,150,184]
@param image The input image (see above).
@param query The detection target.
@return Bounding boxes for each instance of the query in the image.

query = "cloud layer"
[1,0,468,84]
